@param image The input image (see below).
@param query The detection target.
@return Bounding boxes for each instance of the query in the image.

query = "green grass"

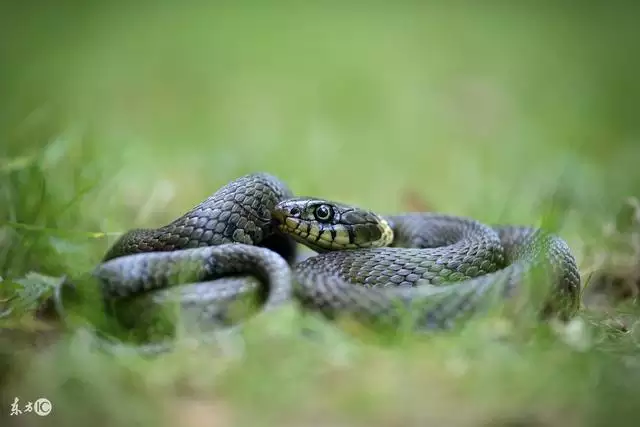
[2,2,640,426]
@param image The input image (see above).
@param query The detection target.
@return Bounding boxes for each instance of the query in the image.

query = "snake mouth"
[271,208,303,240]
[270,207,286,227]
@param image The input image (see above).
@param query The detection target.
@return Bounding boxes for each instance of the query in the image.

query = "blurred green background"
[2,1,640,426]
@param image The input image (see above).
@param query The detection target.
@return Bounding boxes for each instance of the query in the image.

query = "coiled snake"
[65,173,581,353]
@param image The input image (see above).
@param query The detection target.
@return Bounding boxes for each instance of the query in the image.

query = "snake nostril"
[290,207,300,216]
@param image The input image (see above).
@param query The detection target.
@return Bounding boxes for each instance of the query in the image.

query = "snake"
[58,172,581,354]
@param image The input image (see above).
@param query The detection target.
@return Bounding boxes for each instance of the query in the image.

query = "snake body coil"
[88,173,580,352]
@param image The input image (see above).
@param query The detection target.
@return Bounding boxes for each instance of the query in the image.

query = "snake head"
[272,198,394,253]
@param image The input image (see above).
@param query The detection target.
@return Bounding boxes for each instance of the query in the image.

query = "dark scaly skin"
[87,173,297,354]
[83,173,580,353]
[102,173,297,263]
[95,245,293,354]
[273,203,581,330]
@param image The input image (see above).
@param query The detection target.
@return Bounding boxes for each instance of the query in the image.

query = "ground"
[2,2,640,426]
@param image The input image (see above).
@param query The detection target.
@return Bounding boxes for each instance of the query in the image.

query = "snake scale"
[70,172,580,353]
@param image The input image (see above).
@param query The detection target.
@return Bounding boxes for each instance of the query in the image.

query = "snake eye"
[314,204,334,222]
